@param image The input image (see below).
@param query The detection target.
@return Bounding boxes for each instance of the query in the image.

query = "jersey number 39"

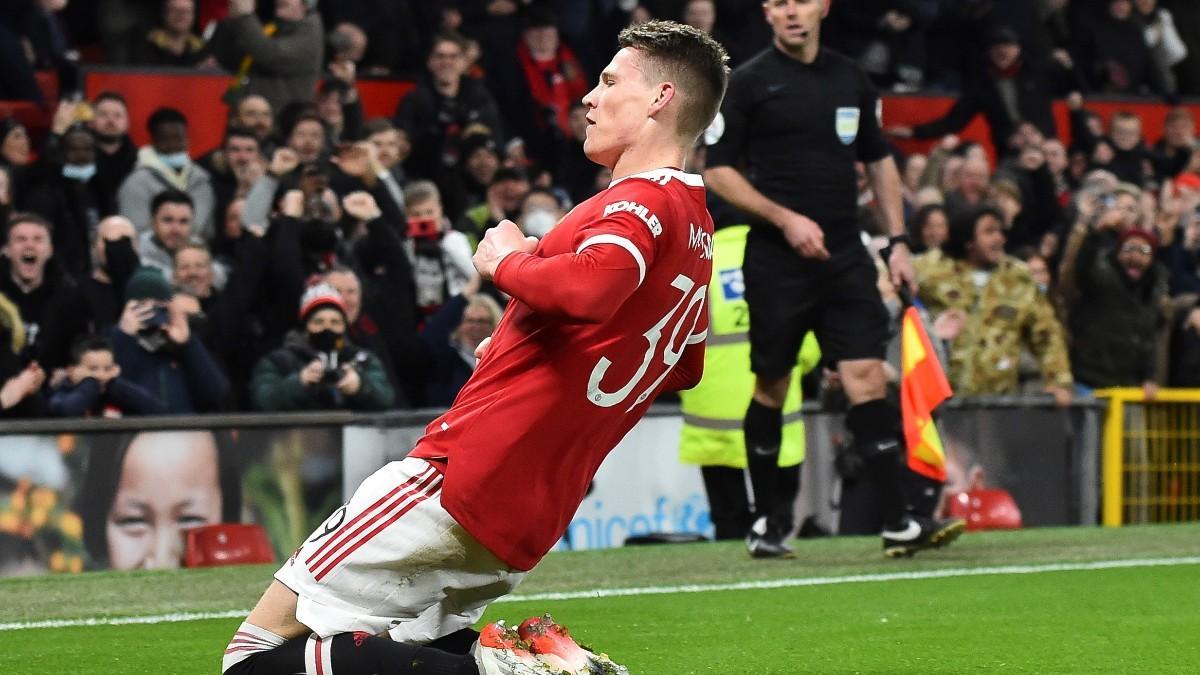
[587,274,706,412]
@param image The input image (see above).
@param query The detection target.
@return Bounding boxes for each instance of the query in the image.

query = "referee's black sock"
[745,398,784,522]
[224,631,478,675]
[845,398,907,531]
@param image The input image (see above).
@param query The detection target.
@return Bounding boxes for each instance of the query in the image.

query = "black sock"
[744,398,783,519]
[845,399,907,530]
[225,632,478,675]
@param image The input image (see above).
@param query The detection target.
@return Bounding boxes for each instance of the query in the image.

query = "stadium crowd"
[0,0,1199,419]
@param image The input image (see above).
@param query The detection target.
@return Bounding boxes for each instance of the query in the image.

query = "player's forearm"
[493,250,640,324]
[703,166,793,227]
[866,157,905,238]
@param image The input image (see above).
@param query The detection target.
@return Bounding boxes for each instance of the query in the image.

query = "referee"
[704,0,963,558]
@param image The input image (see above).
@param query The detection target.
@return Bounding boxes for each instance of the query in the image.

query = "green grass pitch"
[1,524,1197,674]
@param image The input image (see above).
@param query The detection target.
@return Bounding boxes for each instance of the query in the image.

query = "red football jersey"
[409,168,715,570]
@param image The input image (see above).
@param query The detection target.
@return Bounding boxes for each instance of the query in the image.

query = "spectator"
[1164,0,1200,96]
[196,125,264,246]
[363,118,410,206]
[138,190,224,289]
[283,112,326,165]
[442,129,497,221]
[395,32,504,190]
[514,187,564,239]
[0,166,11,227]
[0,357,45,418]
[0,212,89,370]
[1059,181,1143,307]
[887,26,1079,157]
[554,101,598,206]
[1153,107,1196,180]
[88,92,140,209]
[315,77,363,146]
[420,278,502,407]
[250,282,394,412]
[1064,223,1167,397]
[47,334,164,417]
[230,93,275,151]
[136,0,209,67]
[456,167,529,246]
[210,0,323,113]
[908,203,949,253]
[79,216,140,336]
[1075,0,1171,97]
[110,266,229,413]
[25,126,105,279]
[0,119,33,199]
[514,9,589,167]
[914,206,1074,402]
[826,0,934,90]
[1100,111,1155,188]
[1134,0,1188,96]
[327,22,367,66]
[117,107,216,241]
[945,155,990,218]
[403,180,476,317]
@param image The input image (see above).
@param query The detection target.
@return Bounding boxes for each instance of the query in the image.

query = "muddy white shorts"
[274,457,525,643]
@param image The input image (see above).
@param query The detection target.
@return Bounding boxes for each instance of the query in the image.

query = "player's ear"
[648,82,675,117]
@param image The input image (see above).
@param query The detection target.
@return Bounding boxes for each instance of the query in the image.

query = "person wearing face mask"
[111,266,230,413]
[250,282,394,412]
[516,187,564,239]
[25,126,105,280]
[117,107,216,242]
[914,206,1074,402]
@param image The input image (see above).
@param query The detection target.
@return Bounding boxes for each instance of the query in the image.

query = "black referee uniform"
[706,43,957,558]
[706,46,890,376]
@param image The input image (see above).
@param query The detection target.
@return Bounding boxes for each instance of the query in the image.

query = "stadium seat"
[945,489,1023,531]
[183,523,276,568]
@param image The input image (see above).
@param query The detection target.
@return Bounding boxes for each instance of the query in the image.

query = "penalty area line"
[1,556,1197,631]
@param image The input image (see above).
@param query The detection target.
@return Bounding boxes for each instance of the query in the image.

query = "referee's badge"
[835,107,860,145]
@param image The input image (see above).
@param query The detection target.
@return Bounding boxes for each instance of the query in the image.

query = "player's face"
[763,0,826,53]
[581,47,658,169]
[106,432,223,570]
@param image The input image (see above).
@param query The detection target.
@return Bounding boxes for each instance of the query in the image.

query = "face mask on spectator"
[523,209,557,238]
[159,151,189,170]
[62,163,97,182]
[309,329,342,352]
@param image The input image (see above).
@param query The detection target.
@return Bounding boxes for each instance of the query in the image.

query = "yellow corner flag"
[900,306,953,481]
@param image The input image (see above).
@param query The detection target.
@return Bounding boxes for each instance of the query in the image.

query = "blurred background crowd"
[0,0,1199,419]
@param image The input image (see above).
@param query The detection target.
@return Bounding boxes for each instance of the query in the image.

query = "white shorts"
[275,457,525,643]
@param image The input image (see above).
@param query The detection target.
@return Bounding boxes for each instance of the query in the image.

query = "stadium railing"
[1096,388,1200,526]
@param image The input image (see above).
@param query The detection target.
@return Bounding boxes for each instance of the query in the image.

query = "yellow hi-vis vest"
[678,225,821,468]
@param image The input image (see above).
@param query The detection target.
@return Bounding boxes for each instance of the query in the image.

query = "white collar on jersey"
[608,168,705,188]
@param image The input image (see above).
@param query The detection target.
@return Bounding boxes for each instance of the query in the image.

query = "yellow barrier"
[1097,388,1200,526]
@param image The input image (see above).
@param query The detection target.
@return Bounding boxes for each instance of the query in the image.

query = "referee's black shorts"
[743,227,889,380]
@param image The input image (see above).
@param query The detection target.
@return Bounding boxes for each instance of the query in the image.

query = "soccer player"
[704,0,964,558]
[221,21,730,675]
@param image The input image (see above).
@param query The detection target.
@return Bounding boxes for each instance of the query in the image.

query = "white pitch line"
[1,556,1197,632]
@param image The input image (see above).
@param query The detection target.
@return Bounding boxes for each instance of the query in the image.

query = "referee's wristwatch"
[887,233,912,250]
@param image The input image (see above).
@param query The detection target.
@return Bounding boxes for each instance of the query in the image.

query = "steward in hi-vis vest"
[678,224,820,541]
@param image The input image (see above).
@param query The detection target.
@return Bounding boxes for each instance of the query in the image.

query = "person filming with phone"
[112,266,229,413]
[400,180,476,318]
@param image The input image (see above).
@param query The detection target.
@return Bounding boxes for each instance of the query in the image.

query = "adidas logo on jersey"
[603,200,662,237]
[688,223,713,260]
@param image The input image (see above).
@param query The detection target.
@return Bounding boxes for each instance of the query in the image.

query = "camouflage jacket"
[914,251,1073,394]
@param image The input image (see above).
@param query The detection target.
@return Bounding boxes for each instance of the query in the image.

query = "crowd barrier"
[0,396,1112,578]
[1097,388,1200,526]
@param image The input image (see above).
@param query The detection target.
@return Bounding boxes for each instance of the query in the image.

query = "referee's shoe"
[882,515,966,558]
[746,515,795,559]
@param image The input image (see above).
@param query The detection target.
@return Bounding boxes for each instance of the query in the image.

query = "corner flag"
[900,306,952,481]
